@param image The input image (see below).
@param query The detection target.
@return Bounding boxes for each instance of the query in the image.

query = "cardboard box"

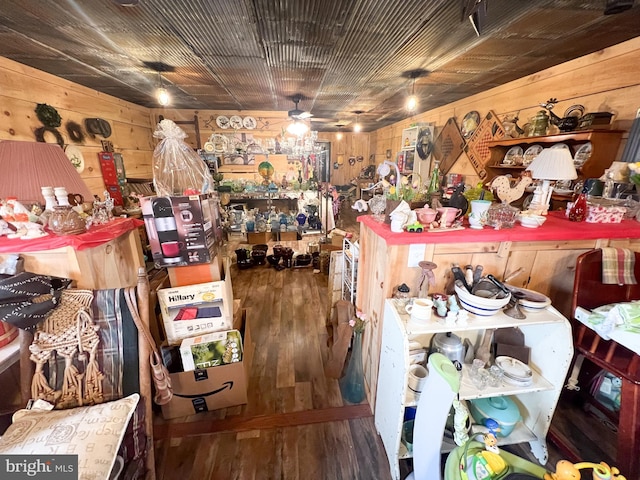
[167,254,223,287]
[278,231,298,242]
[157,258,233,345]
[180,329,243,371]
[161,309,253,419]
[140,193,223,268]
[330,229,348,247]
[247,231,272,244]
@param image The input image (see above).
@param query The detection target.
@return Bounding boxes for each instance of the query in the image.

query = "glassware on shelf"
[487,202,519,229]
[368,194,387,222]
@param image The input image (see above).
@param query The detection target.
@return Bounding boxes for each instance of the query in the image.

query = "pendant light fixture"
[336,124,344,141]
[404,69,427,112]
[156,72,170,106]
[353,111,363,133]
[406,75,418,112]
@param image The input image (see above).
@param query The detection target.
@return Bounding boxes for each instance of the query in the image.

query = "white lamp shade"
[525,147,577,181]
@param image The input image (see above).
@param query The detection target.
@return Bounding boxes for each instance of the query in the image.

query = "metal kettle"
[431,332,465,365]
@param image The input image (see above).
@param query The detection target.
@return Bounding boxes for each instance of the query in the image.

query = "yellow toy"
[544,460,626,480]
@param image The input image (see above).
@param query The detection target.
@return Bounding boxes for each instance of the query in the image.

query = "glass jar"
[487,202,519,229]
[48,205,86,235]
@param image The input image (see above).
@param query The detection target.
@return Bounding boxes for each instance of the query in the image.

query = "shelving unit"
[485,129,624,182]
[341,238,358,304]
[374,299,573,480]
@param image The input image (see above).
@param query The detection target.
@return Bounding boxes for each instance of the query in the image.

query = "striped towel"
[601,248,638,285]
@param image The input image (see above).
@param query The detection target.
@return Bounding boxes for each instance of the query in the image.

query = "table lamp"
[377,160,401,192]
[525,147,577,215]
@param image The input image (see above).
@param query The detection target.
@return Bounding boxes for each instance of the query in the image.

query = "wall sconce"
[156,72,170,106]
[353,111,363,133]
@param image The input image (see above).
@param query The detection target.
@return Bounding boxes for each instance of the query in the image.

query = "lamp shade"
[0,140,92,203]
[525,147,577,181]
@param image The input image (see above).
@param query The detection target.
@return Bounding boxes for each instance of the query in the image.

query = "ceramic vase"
[339,330,366,404]
[468,200,491,229]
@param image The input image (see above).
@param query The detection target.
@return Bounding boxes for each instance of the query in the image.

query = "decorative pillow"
[0,394,139,480]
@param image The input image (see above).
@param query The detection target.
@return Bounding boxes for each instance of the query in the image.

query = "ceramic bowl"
[505,285,551,312]
[454,283,510,316]
[517,214,547,228]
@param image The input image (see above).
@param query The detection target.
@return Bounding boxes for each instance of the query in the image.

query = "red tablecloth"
[0,217,143,253]
[358,211,640,245]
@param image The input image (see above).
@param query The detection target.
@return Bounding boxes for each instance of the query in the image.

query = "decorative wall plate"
[203,142,215,153]
[65,145,85,173]
[229,115,243,129]
[573,142,592,167]
[243,116,257,129]
[564,104,585,118]
[523,144,543,166]
[461,111,480,138]
[502,146,523,165]
[216,116,230,129]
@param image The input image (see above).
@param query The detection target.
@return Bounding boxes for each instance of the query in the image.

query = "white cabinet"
[342,238,358,304]
[374,299,573,480]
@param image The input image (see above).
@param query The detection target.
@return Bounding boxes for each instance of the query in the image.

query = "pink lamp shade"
[525,147,577,181]
[0,141,92,203]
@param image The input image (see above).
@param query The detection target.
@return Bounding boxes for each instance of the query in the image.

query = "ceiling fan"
[288,95,313,120]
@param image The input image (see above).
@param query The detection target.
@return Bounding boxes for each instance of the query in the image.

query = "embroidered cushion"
[0,394,139,480]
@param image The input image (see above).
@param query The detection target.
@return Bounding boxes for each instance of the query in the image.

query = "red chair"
[568,248,640,479]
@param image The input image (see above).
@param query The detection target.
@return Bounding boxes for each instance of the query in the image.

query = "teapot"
[431,332,466,365]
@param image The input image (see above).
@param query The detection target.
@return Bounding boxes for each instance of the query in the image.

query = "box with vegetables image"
[160,309,253,420]
[180,329,243,371]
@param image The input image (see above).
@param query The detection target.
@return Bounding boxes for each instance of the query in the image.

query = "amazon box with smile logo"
[161,309,253,419]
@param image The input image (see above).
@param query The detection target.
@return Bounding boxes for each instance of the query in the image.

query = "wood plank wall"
[0,56,154,198]
[1,35,639,199]
[372,36,640,188]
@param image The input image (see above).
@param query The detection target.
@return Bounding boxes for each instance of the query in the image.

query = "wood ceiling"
[0,0,639,131]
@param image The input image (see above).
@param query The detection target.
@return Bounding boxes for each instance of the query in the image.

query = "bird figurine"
[489,173,533,205]
[448,183,469,214]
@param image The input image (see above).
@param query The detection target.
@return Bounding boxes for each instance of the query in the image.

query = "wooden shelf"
[485,129,624,181]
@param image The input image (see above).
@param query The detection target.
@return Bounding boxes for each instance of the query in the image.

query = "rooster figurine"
[489,173,533,205]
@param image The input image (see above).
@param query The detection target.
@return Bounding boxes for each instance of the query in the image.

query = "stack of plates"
[495,356,533,387]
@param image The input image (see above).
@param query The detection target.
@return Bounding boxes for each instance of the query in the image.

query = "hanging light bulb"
[353,111,363,133]
[287,120,308,136]
[156,72,170,106]
[157,87,170,106]
[406,73,418,111]
[336,124,344,140]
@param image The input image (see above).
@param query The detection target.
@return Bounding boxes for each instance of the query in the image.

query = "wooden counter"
[356,213,640,409]
[0,218,144,289]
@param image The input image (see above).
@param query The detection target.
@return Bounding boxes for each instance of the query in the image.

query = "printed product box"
[167,254,223,287]
[161,309,253,419]
[179,329,243,371]
[586,205,625,223]
[157,261,233,345]
[140,193,223,268]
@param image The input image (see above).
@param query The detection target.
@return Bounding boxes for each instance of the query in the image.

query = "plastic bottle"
[569,185,588,222]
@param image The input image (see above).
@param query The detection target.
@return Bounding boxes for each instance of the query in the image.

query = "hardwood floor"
[153,204,620,480]
[153,252,393,479]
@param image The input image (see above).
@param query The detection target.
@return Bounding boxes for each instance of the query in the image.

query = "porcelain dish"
[517,213,547,228]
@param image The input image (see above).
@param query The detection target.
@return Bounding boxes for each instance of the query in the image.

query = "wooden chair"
[569,248,640,479]
[17,268,155,479]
